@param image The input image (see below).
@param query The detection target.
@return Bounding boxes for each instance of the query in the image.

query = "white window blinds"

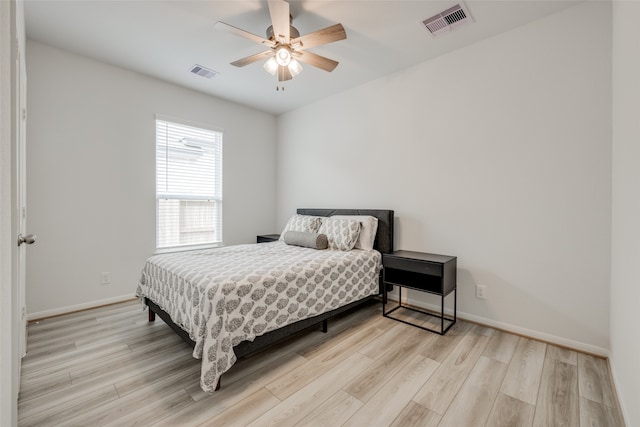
[156,118,223,249]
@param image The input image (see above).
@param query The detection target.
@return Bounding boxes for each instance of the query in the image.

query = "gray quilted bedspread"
[136,241,381,393]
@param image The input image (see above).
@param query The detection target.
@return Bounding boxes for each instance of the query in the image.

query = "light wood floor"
[19,300,625,426]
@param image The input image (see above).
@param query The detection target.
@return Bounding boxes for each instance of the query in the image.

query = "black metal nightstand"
[382,250,457,335]
[256,234,280,243]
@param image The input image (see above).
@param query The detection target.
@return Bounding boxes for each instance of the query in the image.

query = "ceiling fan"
[215,0,347,82]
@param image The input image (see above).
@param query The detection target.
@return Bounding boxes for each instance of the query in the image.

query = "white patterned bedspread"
[135,241,381,393]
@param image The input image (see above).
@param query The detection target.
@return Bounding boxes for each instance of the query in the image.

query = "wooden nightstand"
[256,234,280,243]
[382,250,457,335]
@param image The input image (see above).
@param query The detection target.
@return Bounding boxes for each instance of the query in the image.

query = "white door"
[15,36,31,358]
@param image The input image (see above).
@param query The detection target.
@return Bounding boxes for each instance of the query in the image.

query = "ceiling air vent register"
[422,3,473,37]
[190,65,218,79]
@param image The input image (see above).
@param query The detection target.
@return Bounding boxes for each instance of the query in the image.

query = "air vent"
[421,3,473,37]
[190,65,218,79]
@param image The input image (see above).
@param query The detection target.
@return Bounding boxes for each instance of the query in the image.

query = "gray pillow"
[283,231,328,250]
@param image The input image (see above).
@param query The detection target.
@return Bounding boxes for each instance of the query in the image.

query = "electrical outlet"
[100,272,111,285]
[476,284,487,299]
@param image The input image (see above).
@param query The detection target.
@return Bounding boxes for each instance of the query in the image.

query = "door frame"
[0,0,25,425]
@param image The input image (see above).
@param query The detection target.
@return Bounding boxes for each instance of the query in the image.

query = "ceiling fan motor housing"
[266,24,300,41]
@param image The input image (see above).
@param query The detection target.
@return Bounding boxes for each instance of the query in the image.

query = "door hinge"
[22,108,26,121]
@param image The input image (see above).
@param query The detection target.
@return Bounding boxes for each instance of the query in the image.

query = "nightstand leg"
[441,293,445,334]
[454,288,457,323]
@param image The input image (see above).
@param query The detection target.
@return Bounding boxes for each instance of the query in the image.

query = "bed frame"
[145,208,394,390]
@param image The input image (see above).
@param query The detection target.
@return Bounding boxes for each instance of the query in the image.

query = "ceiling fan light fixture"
[218,0,347,86]
[263,57,278,75]
[288,59,303,77]
[275,46,292,66]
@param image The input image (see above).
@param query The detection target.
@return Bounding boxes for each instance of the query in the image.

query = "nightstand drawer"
[383,256,442,277]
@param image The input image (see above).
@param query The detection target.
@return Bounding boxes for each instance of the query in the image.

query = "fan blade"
[291,23,346,51]
[268,0,290,44]
[278,65,293,81]
[230,50,274,67]
[295,51,339,72]
[215,21,276,48]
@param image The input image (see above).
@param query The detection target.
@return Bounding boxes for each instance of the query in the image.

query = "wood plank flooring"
[18,301,625,426]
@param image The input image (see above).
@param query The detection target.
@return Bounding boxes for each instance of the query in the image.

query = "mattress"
[136,241,382,392]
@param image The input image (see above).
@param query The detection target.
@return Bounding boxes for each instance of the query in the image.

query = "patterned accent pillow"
[318,218,361,251]
[332,215,379,251]
[279,214,323,240]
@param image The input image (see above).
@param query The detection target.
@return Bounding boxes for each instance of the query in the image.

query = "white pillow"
[317,218,361,251]
[279,214,323,240]
[332,215,379,251]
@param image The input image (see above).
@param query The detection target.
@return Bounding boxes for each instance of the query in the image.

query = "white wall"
[277,2,612,352]
[25,41,277,317]
[610,2,640,425]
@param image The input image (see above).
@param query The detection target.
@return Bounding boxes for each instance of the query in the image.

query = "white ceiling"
[24,0,581,115]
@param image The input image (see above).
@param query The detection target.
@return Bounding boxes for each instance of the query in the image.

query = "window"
[156,117,222,249]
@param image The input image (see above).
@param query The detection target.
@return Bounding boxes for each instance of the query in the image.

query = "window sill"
[154,242,224,255]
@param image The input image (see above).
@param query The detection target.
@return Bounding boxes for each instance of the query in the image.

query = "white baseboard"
[394,295,610,358]
[607,358,631,426]
[27,294,137,321]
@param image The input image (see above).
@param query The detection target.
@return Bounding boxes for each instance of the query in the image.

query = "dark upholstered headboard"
[296,209,394,254]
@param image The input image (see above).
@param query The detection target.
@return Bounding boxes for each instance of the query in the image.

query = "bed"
[136,208,394,393]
